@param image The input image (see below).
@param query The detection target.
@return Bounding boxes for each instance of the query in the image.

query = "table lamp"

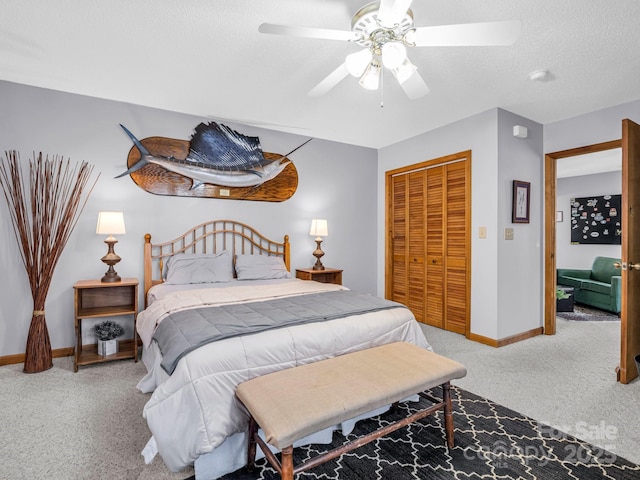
[309,219,328,270]
[96,211,126,283]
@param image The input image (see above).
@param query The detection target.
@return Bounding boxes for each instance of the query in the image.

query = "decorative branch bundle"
[0,151,98,373]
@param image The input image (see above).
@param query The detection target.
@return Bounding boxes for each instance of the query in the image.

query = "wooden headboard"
[143,219,290,304]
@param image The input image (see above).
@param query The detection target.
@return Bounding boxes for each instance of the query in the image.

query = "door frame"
[543,139,622,335]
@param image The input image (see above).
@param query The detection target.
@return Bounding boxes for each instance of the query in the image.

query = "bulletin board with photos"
[570,194,622,244]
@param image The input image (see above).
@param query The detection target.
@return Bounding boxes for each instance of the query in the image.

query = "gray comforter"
[154,290,403,374]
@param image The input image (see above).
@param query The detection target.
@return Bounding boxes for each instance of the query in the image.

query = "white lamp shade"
[309,219,328,237]
[381,42,407,69]
[359,61,381,90]
[96,211,126,235]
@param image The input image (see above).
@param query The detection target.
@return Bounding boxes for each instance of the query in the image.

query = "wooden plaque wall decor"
[120,123,300,202]
[570,194,622,245]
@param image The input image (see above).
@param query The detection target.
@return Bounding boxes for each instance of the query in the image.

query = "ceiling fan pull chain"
[380,69,384,108]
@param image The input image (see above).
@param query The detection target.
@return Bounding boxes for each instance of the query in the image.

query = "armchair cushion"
[580,280,612,295]
[590,256,620,284]
[556,268,591,279]
[556,275,587,289]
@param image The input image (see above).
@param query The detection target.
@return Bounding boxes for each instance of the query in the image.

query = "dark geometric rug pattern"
[557,304,620,322]
[219,386,640,480]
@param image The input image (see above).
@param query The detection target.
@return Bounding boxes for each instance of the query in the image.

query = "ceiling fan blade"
[308,63,350,97]
[377,0,414,28]
[259,23,360,42]
[410,20,521,46]
[397,70,430,99]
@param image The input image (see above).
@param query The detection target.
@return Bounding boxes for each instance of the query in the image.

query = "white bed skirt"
[192,405,392,480]
[139,342,417,480]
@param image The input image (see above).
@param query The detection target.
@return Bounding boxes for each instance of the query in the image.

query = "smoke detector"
[529,69,549,81]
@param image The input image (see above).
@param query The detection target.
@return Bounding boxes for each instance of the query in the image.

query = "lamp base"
[101,267,121,283]
[101,238,122,283]
[312,239,325,270]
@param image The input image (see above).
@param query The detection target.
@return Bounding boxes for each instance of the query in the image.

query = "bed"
[136,220,431,480]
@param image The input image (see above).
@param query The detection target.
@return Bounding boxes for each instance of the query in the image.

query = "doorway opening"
[554,148,622,319]
[544,139,621,335]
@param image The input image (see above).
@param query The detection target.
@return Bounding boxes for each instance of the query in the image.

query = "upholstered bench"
[235,341,467,480]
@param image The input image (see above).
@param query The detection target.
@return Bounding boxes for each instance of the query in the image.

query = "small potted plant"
[556,287,573,312]
[94,320,124,357]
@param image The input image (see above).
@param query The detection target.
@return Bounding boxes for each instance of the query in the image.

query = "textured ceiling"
[2,0,640,148]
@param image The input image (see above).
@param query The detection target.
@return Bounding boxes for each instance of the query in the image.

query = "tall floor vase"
[23,312,53,373]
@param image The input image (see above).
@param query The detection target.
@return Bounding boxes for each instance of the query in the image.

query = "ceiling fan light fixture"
[359,60,381,90]
[381,42,407,69]
[391,57,417,84]
[261,2,520,101]
[345,49,373,77]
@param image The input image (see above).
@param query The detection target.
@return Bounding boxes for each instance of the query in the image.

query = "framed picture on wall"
[512,180,530,223]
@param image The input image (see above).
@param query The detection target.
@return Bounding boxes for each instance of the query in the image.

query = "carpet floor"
[218,386,640,480]
[557,304,620,322]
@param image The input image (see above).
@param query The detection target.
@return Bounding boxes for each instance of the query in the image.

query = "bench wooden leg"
[442,382,454,450]
[246,416,258,472]
[281,446,294,480]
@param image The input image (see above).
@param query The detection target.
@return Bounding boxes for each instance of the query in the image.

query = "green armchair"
[557,256,621,314]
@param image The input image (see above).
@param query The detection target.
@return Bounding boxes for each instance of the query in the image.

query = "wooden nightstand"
[73,278,139,372]
[296,268,343,285]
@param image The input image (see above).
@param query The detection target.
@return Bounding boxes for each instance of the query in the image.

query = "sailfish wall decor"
[117,122,309,202]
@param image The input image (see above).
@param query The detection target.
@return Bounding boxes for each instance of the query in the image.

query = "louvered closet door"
[443,161,468,334]
[391,171,426,321]
[387,155,469,335]
[425,167,444,328]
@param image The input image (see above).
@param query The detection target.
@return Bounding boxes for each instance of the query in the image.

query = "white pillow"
[164,251,234,284]
[235,254,291,280]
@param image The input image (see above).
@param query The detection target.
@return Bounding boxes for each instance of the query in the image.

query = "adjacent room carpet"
[557,304,620,322]
[217,386,640,480]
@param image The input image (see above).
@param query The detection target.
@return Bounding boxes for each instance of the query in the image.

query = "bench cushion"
[235,342,467,449]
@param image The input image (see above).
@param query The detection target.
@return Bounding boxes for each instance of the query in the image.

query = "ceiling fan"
[259,0,521,100]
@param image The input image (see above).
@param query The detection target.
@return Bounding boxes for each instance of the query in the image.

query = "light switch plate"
[479,226,487,239]
[504,228,514,240]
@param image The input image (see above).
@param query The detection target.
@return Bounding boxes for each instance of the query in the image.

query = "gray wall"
[496,110,544,339]
[0,81,378,355]
[378,108,544,341]
[556,170,622,269]
[2,78,639,358]
[545,99,640,152]
[545,99,640,281]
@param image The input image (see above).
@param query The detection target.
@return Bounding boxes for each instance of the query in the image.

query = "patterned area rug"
[557,304,620,322]
[217,386,640,480]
